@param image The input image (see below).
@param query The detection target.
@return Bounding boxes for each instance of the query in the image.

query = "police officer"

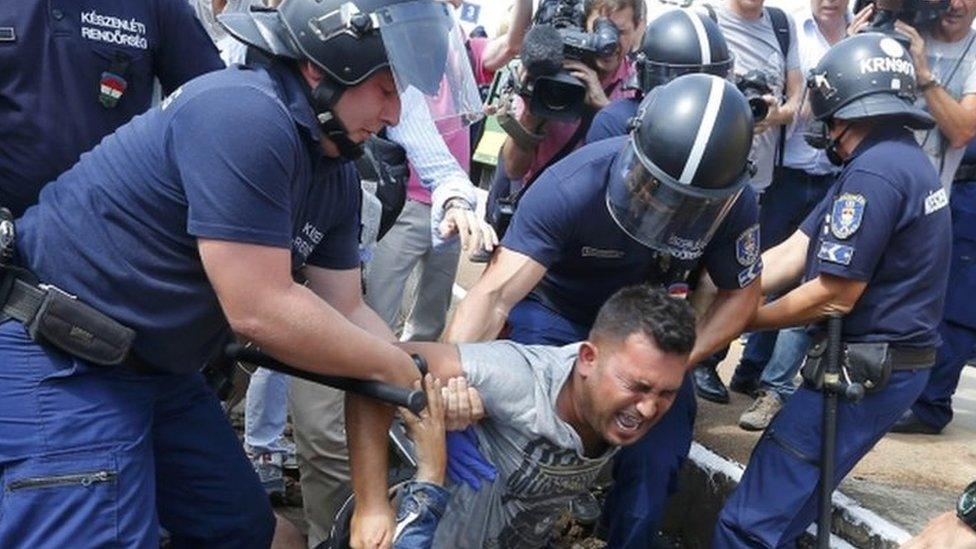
[0,0,466,545]
[714,32,952,547]
[0,0,224,216]
[586,7,735,143]
[438,73,761,547]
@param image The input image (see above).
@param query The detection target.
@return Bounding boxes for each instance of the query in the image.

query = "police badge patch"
[736,224,761,266]
[830,193,866,239]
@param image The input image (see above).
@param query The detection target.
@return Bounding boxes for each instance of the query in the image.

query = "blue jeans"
[714,369,929,548]
[734,168,833,391]
[394,481,450,549]
[0,320,274,548]
[244,366,292,454]
[734,328,809,401]
[507,299,696,548]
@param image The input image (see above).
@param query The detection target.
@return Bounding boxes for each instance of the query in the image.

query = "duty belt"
[884,345,937,369]
[1,267,137,368]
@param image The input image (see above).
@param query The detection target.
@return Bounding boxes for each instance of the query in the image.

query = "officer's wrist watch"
[956,481,976,532]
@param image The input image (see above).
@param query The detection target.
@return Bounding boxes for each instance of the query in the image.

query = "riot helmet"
[607,73,753,259]
[220,0,482,157]
[806,32,934,129]
[635,9,733,95]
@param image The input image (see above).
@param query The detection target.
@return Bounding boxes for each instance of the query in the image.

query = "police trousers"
[713,368,929,548]
[0,321,274,548]
[507,299,696,548]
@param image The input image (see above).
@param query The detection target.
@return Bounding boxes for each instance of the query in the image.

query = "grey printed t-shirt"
[714,2,800,191]
[915,29,976,190]
[432,341,617,548]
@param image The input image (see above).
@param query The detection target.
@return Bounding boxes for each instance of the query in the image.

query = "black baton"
[225,343,427,415]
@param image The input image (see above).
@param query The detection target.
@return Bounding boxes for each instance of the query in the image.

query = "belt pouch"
[800,336,828,390]
[27,288,135,366]
[844,342,891,393]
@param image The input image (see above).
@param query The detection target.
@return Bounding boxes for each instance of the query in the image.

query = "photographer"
[692,0,806,403]
[492,0,644,200]
[859,0,976,189]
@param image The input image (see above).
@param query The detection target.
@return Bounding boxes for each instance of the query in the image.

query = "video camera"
[518,0,621,120]
[734,70,775,122]
[853,0,950,34]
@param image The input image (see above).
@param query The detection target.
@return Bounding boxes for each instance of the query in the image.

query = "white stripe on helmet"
[679,76,724,184]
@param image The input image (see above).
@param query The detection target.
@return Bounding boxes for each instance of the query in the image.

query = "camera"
[519,0,621,120]
[734,70,775,122]
[853,0,950,34]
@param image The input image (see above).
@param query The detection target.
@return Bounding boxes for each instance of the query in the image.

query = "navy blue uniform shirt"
[799,125,951,346]
[0,0,222,215]
[502,136,761,326]
[16,62,362,374]
[585,97,639,144]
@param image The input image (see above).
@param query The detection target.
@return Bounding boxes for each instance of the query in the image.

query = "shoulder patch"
[817,241,855,265]
[737,261,762,287]
[830,193,866,239]
[924,188,948,215]
[735,224,761,266]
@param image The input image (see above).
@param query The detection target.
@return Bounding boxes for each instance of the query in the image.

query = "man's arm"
[199,239,416,385]
[687,280,761,365]
[500,106,545,181]
[442,247,548,342]
[750,273,867,331]
[304,265,396,339]
[756,68,803,134]
[760,229,810,296]
[480,0,533,73]
[898,21,976,148]
[347,341,464,549]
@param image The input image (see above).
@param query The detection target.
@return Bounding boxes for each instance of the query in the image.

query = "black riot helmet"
[635,9,733,95]
[607,73,754,260]
[807,32,935,129]
[220,0,482,158]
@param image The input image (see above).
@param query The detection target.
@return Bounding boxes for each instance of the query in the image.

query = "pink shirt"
[513,57,636,184]
[406,37,493,204]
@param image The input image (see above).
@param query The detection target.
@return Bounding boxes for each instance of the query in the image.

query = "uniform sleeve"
[458,341,539,419]
[585,103,626,144]
[703,187,763,289]
[500,171,577,267]
[811,170,903,281]
[306,165,363,270]
[786,13,801,72]
[167,86,298,247]
[153,0,224,96]
[799,191,831,237]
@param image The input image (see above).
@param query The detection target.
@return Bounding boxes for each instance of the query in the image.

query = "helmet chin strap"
[309,77,365,160]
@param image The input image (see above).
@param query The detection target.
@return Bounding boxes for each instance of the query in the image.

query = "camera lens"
[749,97,769,121]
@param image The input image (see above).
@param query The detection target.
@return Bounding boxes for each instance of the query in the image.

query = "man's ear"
[578,341,599,378]
[297,60,324,88]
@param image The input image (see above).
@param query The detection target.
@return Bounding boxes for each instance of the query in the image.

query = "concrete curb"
[665,442,911,548]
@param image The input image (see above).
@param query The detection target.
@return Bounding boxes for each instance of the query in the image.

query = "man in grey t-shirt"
[346,286,696,548]
[881,0,976,189]
[713,0,804,192]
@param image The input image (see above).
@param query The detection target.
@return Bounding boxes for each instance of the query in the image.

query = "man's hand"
[755,95,782,134]
[848,4,874,36]
[895,21,933,84]
[400,374,447,486]
[350,503,395,549]
[564,60,610,110]
[442,376,486,431]
[902,512,976,549]
[439,206,499,256]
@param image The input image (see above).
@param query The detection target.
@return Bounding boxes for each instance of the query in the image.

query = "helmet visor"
[377,1,484,131]
[606,141,745,259]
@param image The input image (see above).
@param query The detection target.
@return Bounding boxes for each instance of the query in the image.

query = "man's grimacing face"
[577,333,687,447]
[328,69,402,146]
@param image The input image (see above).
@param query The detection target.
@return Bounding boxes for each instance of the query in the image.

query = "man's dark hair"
[590,285,696,355]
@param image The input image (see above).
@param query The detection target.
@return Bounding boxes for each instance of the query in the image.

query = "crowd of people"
[0,0,975,547]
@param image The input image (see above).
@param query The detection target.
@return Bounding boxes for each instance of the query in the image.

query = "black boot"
[693,364,730,404]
